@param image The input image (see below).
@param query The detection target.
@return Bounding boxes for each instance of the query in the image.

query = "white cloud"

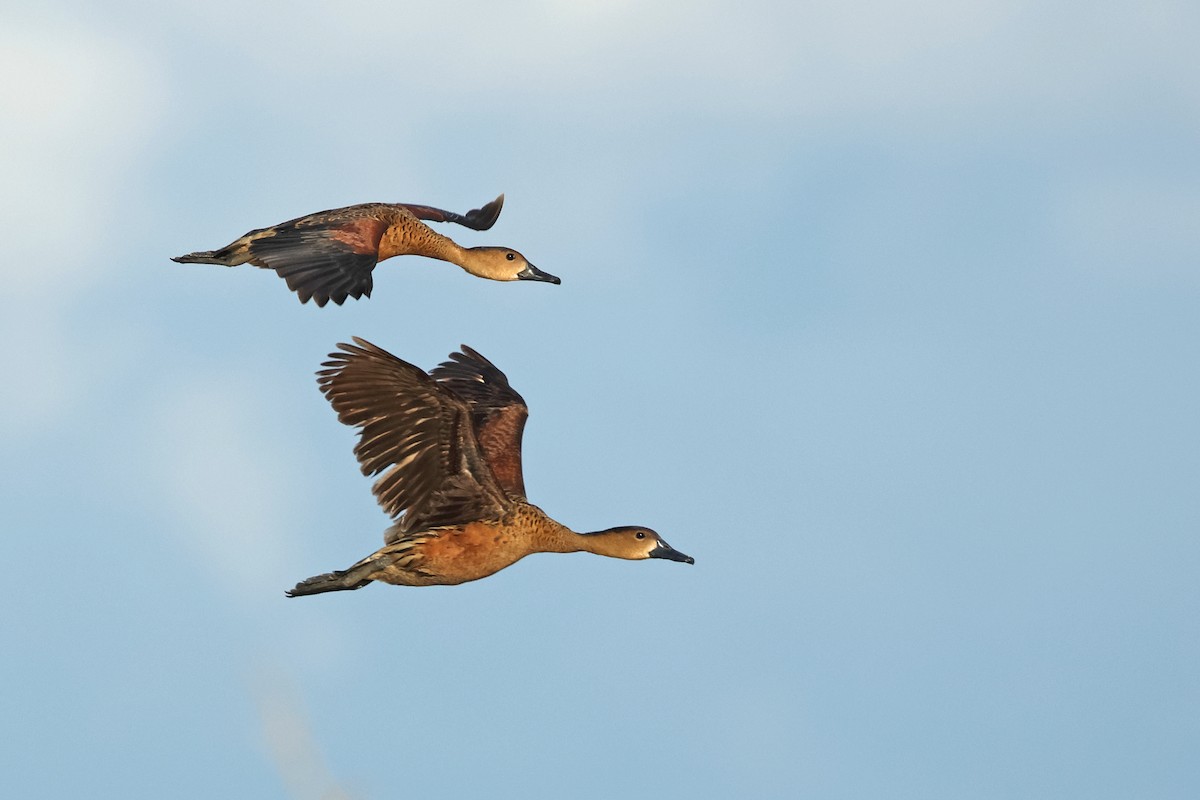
[0,20,166,290]
[148,1,1200,128]
[0,18,166,432]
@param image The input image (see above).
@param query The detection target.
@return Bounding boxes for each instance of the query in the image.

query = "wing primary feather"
[317,338,510,530]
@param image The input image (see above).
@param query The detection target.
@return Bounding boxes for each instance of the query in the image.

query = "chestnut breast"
[418,521,539,584]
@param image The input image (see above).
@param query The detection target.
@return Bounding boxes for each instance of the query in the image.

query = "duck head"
[585,526,694,564]
[464,247,560,284]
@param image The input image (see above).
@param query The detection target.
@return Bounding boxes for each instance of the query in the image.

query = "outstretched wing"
[430,345,529,499]
[246,205,390,306]
[396,194,504,231]
[318,338,510,537]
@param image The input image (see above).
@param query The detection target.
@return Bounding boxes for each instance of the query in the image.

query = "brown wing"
[318,338,510,537]
[395,194,504,231]
[246,205,390,306]
[429,345,529,499]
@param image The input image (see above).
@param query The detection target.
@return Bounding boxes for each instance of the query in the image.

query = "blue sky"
[2,1,1198,797]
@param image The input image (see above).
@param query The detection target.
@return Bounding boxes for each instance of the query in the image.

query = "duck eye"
[635,531,645,539]
[505,252,515,261]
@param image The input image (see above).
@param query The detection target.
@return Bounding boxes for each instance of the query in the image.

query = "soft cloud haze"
[2,1,1198,798]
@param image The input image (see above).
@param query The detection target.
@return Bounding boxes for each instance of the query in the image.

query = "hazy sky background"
[2,1,1198,797]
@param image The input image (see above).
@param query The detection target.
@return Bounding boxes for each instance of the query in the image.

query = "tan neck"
[531,523,633,559]
[379,223,508,280]
[574,530,638,559]
[518,505,638,559]
[378,217,468,264]
[528,516,584,554]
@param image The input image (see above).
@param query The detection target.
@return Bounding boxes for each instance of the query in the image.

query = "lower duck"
[288,339,692,597]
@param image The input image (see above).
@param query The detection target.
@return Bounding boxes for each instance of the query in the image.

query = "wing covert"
[248,215,385,306]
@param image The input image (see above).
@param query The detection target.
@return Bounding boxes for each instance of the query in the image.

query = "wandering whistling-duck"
[287,338,692,596]
[172,194,559,306]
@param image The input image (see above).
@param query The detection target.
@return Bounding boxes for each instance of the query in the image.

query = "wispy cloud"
[0,18,166,432]
[1052,176,1200,279]
[143,370,308,597]
[0,20,165,283]
[143,1,1200,128]
[253,668,356,800]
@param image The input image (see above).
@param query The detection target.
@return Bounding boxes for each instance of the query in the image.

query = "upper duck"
[287,338,692,597]
[172,194,559,306]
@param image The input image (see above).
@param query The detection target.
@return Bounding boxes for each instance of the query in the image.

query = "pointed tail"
[171,250,226,265]
[286,563,376,598]
[172,238,254,266]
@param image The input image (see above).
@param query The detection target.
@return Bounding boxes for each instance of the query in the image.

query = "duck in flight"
[288,338,692,596]
[172,194,559,306]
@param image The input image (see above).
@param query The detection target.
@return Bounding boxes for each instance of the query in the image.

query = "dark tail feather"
[172,239,252,266]
[286,568,373,598]
[172,250,225,264]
